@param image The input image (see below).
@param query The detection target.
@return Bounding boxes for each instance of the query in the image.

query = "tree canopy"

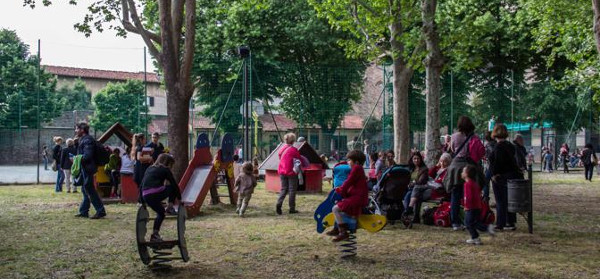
[89,80,149,133]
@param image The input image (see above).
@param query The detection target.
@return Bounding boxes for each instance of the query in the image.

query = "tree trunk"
[593,0,600,54]
[166,85,192,180]
[390,19,413,164]
[422,0,444,167]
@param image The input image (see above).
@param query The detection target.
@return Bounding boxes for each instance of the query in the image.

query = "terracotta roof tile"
[44,65,161,83]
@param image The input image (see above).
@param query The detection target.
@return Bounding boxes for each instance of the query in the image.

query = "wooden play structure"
[136,204,189,266]
[95,122,135,203]
[178,133,237,218]
[259,141,329,193]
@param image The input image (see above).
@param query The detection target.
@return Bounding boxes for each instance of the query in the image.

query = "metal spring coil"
[338,233,357,258]
[151,249,174,265]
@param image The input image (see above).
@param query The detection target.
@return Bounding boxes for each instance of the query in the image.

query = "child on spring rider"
[326,150,369,242]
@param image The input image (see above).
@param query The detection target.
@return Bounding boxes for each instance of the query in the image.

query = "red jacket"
[463,180,482,210]
[278,144,301,176]
[335,164,369,217]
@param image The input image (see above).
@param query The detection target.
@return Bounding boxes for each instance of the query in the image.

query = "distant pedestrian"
[235,162,257,217]
[513,134,527,171]
[581,144,598,182]
[105,148,122,198]
[145,132,165,162]
[74,122,106,219]
[42,145,49,170]
[560,143,569,173]
[52,137,64,192]
[120,147,135,175]
[132,133,151,187]
[60,138,77,193]
[276,133,303,215]
[543,149,553,173]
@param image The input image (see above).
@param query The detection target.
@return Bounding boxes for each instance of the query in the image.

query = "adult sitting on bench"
[141,154,181,242]
[404,153,451,223]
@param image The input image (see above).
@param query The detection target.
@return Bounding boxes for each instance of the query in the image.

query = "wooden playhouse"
[259,142,329,193]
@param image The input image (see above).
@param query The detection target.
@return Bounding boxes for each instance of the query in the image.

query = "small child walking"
[462,165,495,245]
[326,150,369,242]
[235,162,257,217]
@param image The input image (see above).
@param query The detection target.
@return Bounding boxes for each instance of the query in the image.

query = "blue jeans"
[55,165,64,192]
[79,170,106,216]
[465,209,487,239]
[403,188,413,209]
[451,186,463,226]
[43,157,48,170]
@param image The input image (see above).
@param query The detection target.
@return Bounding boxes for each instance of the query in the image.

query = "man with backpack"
[74,122,107,219]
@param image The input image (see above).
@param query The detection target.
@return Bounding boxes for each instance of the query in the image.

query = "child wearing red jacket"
[462,165,495,245]
[326,150,369,242]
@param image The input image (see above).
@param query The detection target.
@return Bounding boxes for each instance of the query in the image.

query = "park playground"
[0,171,599,278]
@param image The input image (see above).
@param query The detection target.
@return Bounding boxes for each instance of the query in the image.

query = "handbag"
[51,161,57,172]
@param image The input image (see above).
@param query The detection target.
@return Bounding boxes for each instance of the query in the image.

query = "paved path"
[0,165,57,185]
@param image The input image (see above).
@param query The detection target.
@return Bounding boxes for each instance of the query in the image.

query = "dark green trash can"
[507,179,531,213]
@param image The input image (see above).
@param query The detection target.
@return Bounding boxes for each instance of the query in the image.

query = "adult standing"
[42,145,49,170]
[513,134,527,171]
[363,139,371,166]
[581,144,598,182]
[276,133,302,215]
[60,138,78,193]
[132,133,151,187]
[74,122,106,219]
[52,137,65,192]
[489,124,522,231]
[146,132,165,162]
[560,143,570,173]
[443,116,485,231]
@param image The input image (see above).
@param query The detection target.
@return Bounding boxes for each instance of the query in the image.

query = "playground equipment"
[178,133,237,218]
[95,122,135,203]
[136,204,189,266]
[260,141,328,193]
[314,188,386,258]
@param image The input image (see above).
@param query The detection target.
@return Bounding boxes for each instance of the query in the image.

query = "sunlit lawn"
[0,172,599,278]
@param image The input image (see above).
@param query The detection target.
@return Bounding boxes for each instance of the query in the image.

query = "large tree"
[193,0,364,153]
[309,0,423,163]
[57,79,93,111]
[25,0,197,179]
[0,29,62,129]
[89,80,149,133]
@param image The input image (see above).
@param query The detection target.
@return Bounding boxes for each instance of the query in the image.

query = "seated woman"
[141,153,182,242]
[325,150,369,242]
[405,153,451,223]
[402,152,429,221]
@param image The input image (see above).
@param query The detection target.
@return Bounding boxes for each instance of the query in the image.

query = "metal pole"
[249,52,253,160]
[36,39,41,184]
[244,58,249,162]
[511,69,514,135]
[18,89,22,134]
[144,47,148,136]
[450,71,454,131]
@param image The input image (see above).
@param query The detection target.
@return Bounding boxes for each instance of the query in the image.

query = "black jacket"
[513,141,527,170]
[52,144,62,162]
[77,134,97,175]
[141,166,181,199]
[490,140,521,176]
[60,146,77,170]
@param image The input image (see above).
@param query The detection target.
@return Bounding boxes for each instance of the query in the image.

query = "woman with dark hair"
[141,153,181,242]
[489,124,523,231]
[443,116,485,231]
[581,143,598,181]
[132,133,151,187]
[404,152,445,223]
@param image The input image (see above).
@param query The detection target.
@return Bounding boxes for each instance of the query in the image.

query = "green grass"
[0,172,599,278]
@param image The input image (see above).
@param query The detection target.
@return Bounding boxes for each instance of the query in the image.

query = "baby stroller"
[370,165,411,224]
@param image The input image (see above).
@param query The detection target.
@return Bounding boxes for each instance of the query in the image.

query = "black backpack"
[94,141,111,166]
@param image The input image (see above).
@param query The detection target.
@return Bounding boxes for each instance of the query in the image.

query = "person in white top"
[120,146,135,175]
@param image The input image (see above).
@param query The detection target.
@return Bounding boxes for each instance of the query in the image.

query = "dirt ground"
[0,172,598,279]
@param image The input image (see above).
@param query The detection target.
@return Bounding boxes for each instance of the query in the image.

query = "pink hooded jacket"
[278,144,301,176]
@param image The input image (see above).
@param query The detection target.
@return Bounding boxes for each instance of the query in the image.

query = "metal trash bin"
[507,179,531,213]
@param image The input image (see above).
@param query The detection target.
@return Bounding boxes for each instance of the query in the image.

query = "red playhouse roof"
[259,141,329,171]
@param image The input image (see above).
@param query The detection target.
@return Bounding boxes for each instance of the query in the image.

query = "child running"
[462,165,495,245]
[326,150,369,242]
[141,153,182,242]
[235,162,257,217]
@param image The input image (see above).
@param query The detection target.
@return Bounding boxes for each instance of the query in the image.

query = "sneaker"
[452,225,465,231]
[466,238,482,245]
[74,213,89,218]
[289,209,299,214]
[73,190,78,193]
[503,225,516,231]
[67,190,71,193]
[150,233,163,242]
[165,207,178,215]
[90,212,106,219]
[487,224,496,237]
[276,205,282,215]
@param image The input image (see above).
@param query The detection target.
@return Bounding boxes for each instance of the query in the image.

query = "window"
[147,96,155,107]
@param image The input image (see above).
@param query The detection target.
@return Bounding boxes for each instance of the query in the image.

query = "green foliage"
[90,80,149,132]
[0,29,61,128]
[56,79,93,111]
[193,0,364,133]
